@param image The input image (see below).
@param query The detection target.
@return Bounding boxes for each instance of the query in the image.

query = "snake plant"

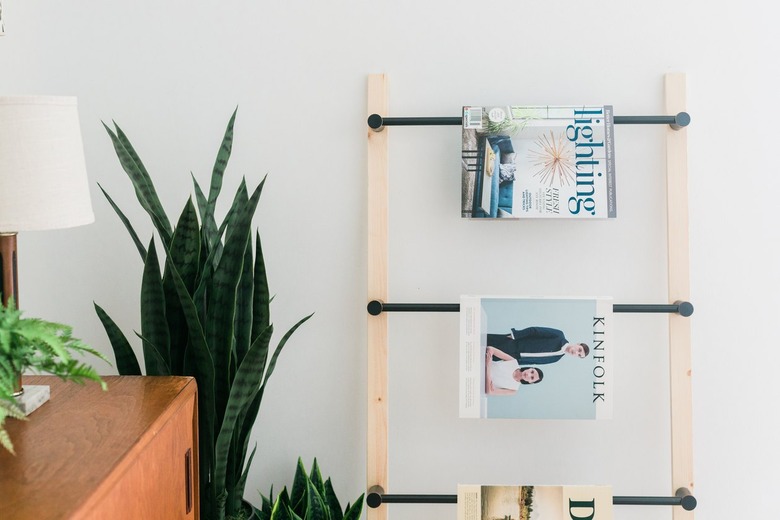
[95,110,312,520]
[0,297,107,454]
[258,458,364,520]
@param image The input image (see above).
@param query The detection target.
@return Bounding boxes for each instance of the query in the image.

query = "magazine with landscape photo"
[459,296,612,420]
[457,485,613,520]
[461,105,615,219]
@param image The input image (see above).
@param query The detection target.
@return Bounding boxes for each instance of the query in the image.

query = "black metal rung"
[367,300,693,317]
[368,112,690,130]
[367,491,696,510]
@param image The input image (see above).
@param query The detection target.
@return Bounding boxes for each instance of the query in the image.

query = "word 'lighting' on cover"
[457,485,613,520]
[459,296,612,420]
[461,105,615,219]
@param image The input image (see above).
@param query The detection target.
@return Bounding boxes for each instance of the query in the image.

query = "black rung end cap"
[676,301,694,317]
[367,114,384,130]
[367,300,383,315]
[681,494,697,511]
[673,112,691,129]
[366,492,382,508]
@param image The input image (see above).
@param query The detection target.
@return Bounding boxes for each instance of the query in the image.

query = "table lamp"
[0,96,94,411]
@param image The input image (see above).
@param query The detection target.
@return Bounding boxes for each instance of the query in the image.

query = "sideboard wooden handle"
[185,448,193,514]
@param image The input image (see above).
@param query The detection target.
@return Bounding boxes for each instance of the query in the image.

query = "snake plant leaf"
[208,179,264,426]
[233,313,312,477]
[234,243,254,367]
[278,487,292,509]
[192,172,207,219]
[323,479,343,520]
[262,313,314,388]
[192,178,237,302]
[94,303,141,375]
[269,499,294,520]
[192,173,224,269]
[168,199,201,292]
[259,463,360,520]
[133,331,170,376]
[259,484,274,517]
[103,122,172,246]
[228,321,270,501]
[162,245,219,520]
[141,239,171,372]
[341,495,364,520]
[232,443,258,516]
[162,198,201,375]
[290,457,308,515]
[112,123,173,243]
[233,337,271,493]
[214,323,273,494]
[192,210,232,323]
[252,231,270,344]
[192,173,222,264]
[163,243,216,392]
[234,317,312,485]
[310,459,325,499]
[304,479,329,520]
[101,110,313,520]
[216,489,229,520]
[97,183,147,260]
[206,107,236,226]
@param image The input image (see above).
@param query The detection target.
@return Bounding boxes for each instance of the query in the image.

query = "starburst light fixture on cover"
[529,131,575,187]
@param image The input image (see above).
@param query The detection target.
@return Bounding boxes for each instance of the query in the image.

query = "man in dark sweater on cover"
[487,326,590,365]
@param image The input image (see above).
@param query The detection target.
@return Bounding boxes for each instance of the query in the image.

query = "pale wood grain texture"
[367,73,389,520]
[0,376,198,520]
[665,72,695,520]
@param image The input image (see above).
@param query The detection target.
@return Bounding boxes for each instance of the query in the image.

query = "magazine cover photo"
[459,296,612,420]
[461,105,616,219]
[457,485,613,520]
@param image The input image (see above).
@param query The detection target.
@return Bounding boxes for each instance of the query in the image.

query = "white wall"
[2,1,777,518]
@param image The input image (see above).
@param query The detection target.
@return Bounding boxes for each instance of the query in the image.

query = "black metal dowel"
[367,491,696,510]
[367,112,690,130]
[367,494,457,507]
[367,300,693,317]
[368,115,462,127]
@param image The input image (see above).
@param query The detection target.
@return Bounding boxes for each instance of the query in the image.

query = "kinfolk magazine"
[461,105,615,219]
[457,485,613,520]
[459,296,612,420]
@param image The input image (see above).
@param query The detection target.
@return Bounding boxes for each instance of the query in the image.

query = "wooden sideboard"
[0,376,199,520]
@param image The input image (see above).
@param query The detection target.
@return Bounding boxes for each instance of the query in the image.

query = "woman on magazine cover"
[485,346,544,395]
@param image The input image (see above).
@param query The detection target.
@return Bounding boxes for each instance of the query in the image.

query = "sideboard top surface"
[0,375,196,519]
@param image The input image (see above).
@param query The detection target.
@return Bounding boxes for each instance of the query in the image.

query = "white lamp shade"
[0,96,94,232]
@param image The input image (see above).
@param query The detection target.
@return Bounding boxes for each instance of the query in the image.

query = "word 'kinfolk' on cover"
[459,296,612,420]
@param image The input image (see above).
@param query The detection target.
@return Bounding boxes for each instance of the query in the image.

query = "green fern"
[0,297,108,454]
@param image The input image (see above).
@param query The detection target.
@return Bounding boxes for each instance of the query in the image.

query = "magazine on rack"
[461,105,615,219]
[457,485,613,520]
[459,296,612,420]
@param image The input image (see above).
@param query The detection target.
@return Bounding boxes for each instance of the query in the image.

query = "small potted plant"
[0,297,107,454]
[258,458,364,520]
